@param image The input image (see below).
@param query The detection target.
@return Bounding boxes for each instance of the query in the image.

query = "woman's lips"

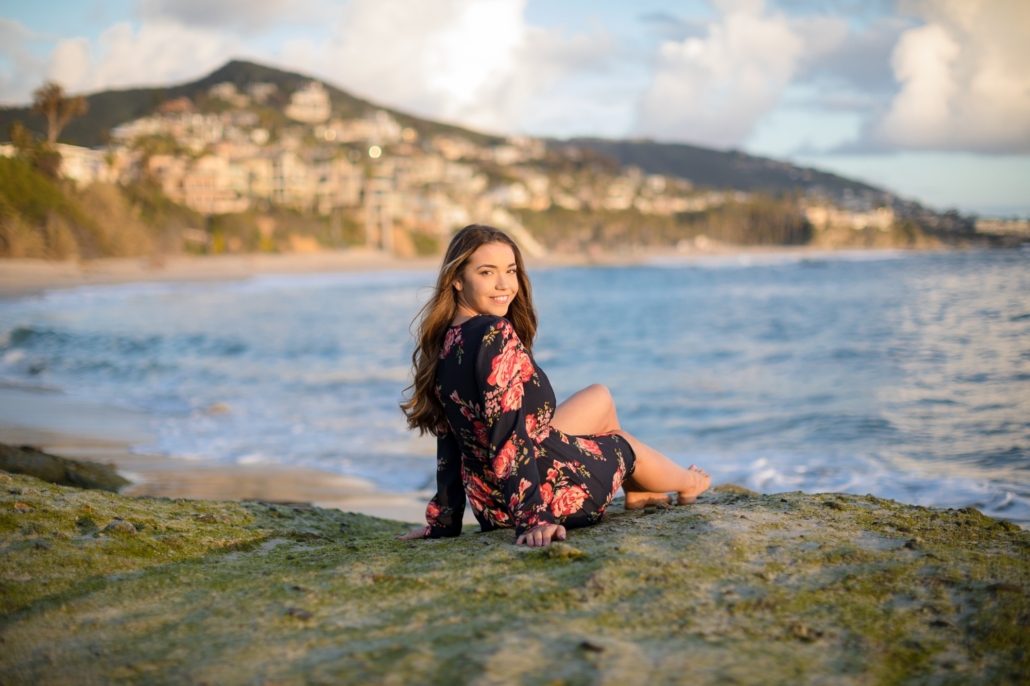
[491,295,510,303]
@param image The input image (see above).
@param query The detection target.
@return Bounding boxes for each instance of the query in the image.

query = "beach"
[0,242,846,298]
[1,245,1027,529]
[0,244,831,522]
[0,250,477,522]
[0,386,434,524]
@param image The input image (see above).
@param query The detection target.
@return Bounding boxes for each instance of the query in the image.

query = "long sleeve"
[425,427,465,538]
[475,318,556,538]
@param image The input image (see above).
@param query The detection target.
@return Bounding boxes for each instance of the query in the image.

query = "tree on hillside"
[8,120,61,177]
[8,122,34,155]
[32,82,88,145]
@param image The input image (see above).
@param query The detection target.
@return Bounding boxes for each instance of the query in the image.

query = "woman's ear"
[452,279,463,292]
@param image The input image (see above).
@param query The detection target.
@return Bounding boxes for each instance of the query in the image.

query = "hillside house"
[285,82,331,124]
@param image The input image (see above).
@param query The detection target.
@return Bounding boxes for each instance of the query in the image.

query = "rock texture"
[0,443,129,492]
[1,472,1028,685]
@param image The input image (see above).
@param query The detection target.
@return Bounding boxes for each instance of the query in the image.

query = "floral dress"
[424,314,636,540]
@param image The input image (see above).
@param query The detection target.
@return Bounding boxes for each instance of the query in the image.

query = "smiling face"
[453,241,519,319]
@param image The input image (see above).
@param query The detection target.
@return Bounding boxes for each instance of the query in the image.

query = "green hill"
[562,137,887,202]
[2,59,889,203]
[0,60,501,149]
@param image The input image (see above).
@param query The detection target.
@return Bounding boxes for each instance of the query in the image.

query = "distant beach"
[0,242,948,299]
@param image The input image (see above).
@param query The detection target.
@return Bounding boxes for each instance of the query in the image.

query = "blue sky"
[1,0,1027,216]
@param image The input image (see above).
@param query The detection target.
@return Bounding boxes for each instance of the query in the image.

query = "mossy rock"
[0,471,1028,685]
[0,443,129,492]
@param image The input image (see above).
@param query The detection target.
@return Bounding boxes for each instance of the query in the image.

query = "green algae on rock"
[1,474,1028,685]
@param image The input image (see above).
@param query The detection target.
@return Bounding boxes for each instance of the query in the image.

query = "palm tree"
[31,81,88,145]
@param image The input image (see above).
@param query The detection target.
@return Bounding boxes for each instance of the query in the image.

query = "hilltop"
[0,60,500,150]
[564,138,885,202]
[3,60,883,204]
[1,59,998,262]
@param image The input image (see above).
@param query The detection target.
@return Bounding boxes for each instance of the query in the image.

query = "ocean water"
[1,249,1028,524]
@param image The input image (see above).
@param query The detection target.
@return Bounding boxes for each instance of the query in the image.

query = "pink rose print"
[500,382,525,413]
[550,484,589,517]
[440,327,463,358]
[487,338,522,388]
[473,421,488,447]
[525,414,551,443]
[465,473,494,513]
[493,440,517,480]
[426,500,441,526]
[540,482,553,506]
[575,438,603,456]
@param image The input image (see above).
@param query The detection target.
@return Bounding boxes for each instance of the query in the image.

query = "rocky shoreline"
[1,470,1028,684]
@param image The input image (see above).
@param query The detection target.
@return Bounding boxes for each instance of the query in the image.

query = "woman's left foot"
[677,466,711,505]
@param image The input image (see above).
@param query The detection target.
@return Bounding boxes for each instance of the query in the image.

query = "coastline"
[0,243,976,521]
[0,387,436,525]
[0,243,951,299]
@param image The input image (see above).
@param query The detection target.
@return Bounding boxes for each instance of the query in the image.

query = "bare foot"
[676,465,711,505]
[625,491,673,510]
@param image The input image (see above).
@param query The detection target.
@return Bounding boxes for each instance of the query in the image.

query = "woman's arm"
[425,428,465,537]
[399,427,466,540]
[476,319,558,542]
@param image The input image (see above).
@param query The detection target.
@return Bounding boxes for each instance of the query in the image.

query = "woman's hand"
[515,523,567,547]
[395,525,430,540]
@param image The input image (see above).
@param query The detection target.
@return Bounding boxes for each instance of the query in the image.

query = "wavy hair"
[401,224,537,435]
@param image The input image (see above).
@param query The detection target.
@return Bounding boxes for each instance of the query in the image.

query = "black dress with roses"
[424,314,636,540]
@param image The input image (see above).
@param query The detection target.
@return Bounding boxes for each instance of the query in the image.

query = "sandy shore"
[0,249,446,299]
[0,243,867,299]
[0,386,439,525]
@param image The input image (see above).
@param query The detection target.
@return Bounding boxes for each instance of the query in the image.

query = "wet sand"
[0,249,442,299]
[0,386,437,525]
[0,243,844,299]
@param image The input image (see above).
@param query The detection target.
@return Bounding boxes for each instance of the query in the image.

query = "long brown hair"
[401,224,537,436]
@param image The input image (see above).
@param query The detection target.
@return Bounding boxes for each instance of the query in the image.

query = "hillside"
[0,60,501,150]
[2,59,992,260]
[4,59,885,202]
[564,138,888,203]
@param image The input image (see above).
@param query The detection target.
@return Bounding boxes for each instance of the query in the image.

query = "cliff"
[1,471,1027,684]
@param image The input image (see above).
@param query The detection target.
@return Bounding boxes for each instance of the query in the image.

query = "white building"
[285,82,331,124]
[0,143,116,188]
[180,155,250,215]
[805,205,895,231]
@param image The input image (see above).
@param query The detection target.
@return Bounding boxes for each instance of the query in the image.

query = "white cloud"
[285,0,612,134]
[44,20,239,95]
[3,0,609,135]
[876,0,1030,153]
[47,38,93,92]
[0,18,48,104]
[139,0,296,33]
[635,0,806,148]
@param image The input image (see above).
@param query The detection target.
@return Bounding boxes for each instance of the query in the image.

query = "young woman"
[398,225,710,547]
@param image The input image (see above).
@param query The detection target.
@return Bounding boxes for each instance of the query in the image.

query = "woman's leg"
[550,384,620,435]
[551,385,710,508]
[612,430,711,506]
